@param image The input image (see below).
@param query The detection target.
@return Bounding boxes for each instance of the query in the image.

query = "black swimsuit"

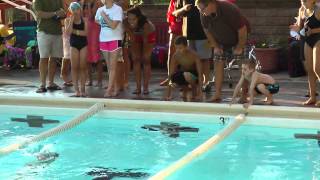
[305,12,320,48]
[70,18,88,51]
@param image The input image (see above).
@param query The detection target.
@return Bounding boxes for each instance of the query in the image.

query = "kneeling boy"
[231,60,279,108]
[164,36,203,101]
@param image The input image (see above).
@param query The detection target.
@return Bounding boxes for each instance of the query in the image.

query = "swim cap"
[69,2,81,12]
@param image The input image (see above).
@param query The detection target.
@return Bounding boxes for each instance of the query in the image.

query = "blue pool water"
[0,105,319,180]
[0,105,224,179]
[170,125,320,180]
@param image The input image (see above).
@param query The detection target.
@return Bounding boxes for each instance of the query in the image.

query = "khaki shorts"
[37,31,63,59]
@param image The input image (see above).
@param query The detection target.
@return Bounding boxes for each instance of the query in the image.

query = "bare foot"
[104,89,113,98]
[264,98,273,105]
[86,81,92,86]
[95,81,102,87]
[132,89,141,95]
[124,83,129,89]
[302,98,316,105]
[80,92,87,97]
[75,91,81,97]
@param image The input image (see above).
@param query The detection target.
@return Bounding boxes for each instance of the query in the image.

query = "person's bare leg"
[303,43,317,105]
[142,44,153,94]
[86,63,93,86]
[160,33,177,86]
[256,84,273,105]
[102,52,113,97]
[96,61,103,87]
[201,59,210,87]
[314,42,320,107]
[48,57,58,87]
[79,47,88,97]
[209,60,224,102]
[108,50,119,96]
[60,58,71,84]
[71,48,80,96]
[123,47,130,89]
[116,60,125,91]
[142,56,151,94]
[39,58,49,87]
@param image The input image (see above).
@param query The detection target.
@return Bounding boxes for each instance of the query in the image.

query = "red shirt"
[167,0,182,35]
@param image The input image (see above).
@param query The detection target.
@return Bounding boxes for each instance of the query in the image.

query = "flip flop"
[132,89,141,95]
[63,81,73,87]
[47,84,62,91]
[70,94,80,97]
[143,90,149,95]
[36,86,47,93]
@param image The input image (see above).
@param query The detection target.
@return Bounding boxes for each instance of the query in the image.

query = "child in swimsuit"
[66,2,88,97]
[231,60,280,108]
[164,36,203,102]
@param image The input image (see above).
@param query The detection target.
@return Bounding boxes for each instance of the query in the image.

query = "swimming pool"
[0,96,319,179]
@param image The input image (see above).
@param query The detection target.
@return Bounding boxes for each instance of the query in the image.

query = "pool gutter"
[0,96,319,120]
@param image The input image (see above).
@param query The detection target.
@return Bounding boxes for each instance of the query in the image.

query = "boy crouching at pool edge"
[230,60,280,108]
[164,36,203,102]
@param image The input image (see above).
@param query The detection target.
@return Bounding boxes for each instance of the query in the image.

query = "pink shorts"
[100,40,122,52]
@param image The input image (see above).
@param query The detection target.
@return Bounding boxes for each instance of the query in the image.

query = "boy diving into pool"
[230,60,280,108]
[164,36,203,102]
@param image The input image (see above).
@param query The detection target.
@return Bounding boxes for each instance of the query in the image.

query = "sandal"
[47,84,62,91]
[36,86,47,93]
[132,89,141,95]
[63,81,73,87]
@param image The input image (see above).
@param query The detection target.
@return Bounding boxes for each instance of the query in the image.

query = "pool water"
[170,125,320,180]
[0,106,225,179]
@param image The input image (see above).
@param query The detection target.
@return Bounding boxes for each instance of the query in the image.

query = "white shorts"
[37,31,63,59]
[188,39,212,60]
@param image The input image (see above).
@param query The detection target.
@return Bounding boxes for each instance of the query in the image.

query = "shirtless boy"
[164,36,203,101]
[231,60,279,108]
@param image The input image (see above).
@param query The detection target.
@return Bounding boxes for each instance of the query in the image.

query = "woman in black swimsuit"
[302,0,320,107]
[66,2,88,97]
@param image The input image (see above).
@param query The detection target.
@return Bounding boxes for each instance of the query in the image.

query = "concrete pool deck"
[0,68,319,108]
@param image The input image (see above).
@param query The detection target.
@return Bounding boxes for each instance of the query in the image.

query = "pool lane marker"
[0,103,105,157]
[149,113,247,180]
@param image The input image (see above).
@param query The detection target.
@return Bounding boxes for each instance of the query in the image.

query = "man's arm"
[172,4,192,17]
[236,25,247,50]
[231,74,245,105]
[164,54,178,100]
[194,53,203,100]
[194,54,203,89]
[245,72,258,108]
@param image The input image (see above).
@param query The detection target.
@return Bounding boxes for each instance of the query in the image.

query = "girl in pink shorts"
[95,0,123,97]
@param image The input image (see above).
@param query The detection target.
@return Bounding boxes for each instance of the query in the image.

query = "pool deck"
[0,68,319,108]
